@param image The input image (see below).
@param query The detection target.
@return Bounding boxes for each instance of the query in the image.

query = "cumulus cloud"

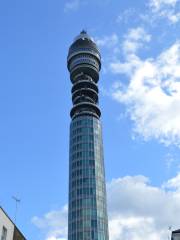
[64,0,81,12]
[96,28,151,55]
[150,0,178,10]
[32,174,180,240]
[109,25,180,147]
[107,174,180,240]
[149,0,180,23]
[112,42,180,146]
[164,172,180,190]
[116,8,136,24]
[122,27,151,54]
[96,28,151,75]
[96,34,119,48]
[32,205,68,240]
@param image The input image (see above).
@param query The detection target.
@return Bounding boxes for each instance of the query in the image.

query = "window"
[1,226,7,240]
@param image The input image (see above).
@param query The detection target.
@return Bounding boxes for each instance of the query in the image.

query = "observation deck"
[67,31,101,119]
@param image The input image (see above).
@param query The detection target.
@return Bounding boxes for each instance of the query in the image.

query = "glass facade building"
[67,31,109,240]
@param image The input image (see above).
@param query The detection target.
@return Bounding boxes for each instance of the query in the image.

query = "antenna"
[168,226,172,240]
[12,196,21,224]
[81,29,87,34]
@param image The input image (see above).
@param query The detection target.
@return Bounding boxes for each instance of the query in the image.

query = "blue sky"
[0,0,180,239]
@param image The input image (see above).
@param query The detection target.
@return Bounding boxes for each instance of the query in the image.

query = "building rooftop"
[0,206,26,240]
[172,229,180,234]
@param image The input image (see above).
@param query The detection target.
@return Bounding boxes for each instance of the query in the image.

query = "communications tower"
[67,31,109,240]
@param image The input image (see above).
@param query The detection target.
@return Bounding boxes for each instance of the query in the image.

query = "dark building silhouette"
[67,31,109,240]
[172,229,180,240]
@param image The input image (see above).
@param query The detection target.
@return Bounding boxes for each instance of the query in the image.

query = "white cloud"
[32,174,180,240]
[96,28,151,74]
[108,174,180,240]
[97,28,151,55]
[123,27,151,55]
[150,0,178,10]
[149,0,180,23]
[96,34,119,48]
[95,34,120,73]
[116,8,136,24]
[110,25,180,147]
[110,55,142,76]
[165,153,175,169]
[164,173,180,190]
[109,216,164,240]
[32,205,68,240]
[64,0,81,12]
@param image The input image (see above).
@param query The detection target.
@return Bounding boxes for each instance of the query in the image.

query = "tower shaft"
[67,31,109,240]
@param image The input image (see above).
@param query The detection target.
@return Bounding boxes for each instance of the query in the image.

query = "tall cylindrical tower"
[67,31,109,240]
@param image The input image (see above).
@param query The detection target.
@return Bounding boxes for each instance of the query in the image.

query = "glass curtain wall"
[68,115,109,240]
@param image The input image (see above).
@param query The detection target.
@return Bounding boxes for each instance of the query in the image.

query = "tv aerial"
[12,196,21,224]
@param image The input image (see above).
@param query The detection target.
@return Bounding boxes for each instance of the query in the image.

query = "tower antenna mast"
[168,226,172,240]
[12,196,21,224]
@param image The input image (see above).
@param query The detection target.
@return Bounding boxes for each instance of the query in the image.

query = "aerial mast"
[12,196,21,224]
